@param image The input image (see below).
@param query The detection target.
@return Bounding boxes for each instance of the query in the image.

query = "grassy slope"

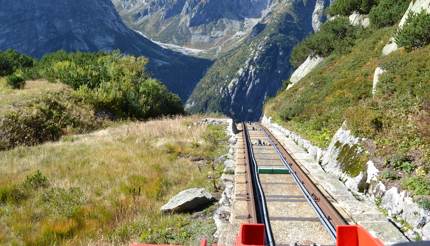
[266,27,394,147]
[0,79,66,116]
[0,116,228,245]
[265,26,430,201]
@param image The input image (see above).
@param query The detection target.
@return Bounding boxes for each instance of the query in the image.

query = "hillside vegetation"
[265,0,430,208]
[0,50,183,150]
[0,116,228,245]
[186,0,318,120]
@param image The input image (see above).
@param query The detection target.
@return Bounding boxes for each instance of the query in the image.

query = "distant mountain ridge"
[0,0,211,100]
[186,0,330,120]
[112,0,273,57]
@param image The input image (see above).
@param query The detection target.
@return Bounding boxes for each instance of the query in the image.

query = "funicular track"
[241,122,348,246]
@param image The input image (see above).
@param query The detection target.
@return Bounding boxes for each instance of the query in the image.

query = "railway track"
[241,122,348,246]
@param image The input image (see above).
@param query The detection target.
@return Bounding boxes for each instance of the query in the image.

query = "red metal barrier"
[235,223,265,246]
[337,225,384,246]
[133,223,385,246]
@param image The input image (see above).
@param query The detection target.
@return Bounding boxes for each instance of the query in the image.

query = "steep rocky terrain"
[265,0,430,240]
[112,0,273,56]
[186,0,330,121]
[0,0,211,100]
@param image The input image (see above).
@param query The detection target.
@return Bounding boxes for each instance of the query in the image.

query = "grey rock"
[215,154,228,164]
[382,38,399,56]
[372,67,386,96]
[224,160,235,170]
[228,136,237,145]
[161,188,215,213]
[366,160,379,183]
[402,197,425,228]
[381,187,405,216]
[422,222,430,240]
[349,12,370,28]
[312,0,326,32]
[288,56,324,89]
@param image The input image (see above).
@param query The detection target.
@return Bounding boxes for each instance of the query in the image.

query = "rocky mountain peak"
[112,0,273,54]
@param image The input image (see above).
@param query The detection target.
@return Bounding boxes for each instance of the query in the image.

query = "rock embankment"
[196,118,237,242]
[213,119,237,241]
[262,116,430,241]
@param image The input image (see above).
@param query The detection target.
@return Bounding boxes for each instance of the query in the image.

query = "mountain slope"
[264,0,430,239]
[112,0,273,56]
[186,0,328,121]
[0,0,211,100]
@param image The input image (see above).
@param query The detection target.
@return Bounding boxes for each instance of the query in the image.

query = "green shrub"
[24,170,50,189]
[0,91,100,150]
[35,51,184,119]
[0,171,50,205]
[395,11,430,50]
[381,169,400,181]
[329,0,376,16]
[0,49,34,76]
[290,18,360,63]
[345,104,383,137]
[41,187,85,217]
[6,73,25,89]
[401,176,430,196]
[417,197,430,210]
[290,42,312,68]
[369,0,410,28]
[0,185,27,204]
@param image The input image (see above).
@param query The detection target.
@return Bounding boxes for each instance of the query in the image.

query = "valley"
[0,0,430,245]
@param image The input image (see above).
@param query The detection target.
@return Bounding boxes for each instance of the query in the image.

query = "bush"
[0,170,49,205]
[24,170,50,189]
[6,73,25,89]
[0,91,100,150]
[36,51,184,119]
[0,185,27,204]
[290,18,360,64]
[345,104,383,137]
[369,0,410,28]
[401,176,430,196]
[329,0,376,16]
[290,42,312,69]
[0,49,34,76]
[395,11,430,51]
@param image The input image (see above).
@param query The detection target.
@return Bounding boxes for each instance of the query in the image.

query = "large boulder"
[349,12,370,28]
[161,188,215,213]
[288,55,324,88]
[372,67,386,96]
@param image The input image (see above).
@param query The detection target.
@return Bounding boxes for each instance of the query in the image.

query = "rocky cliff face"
[186,0,331,121]
[0,0,211,100]
[112,0,273,56]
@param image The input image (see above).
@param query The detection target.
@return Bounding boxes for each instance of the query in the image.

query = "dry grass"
[0,116,228,245]
[0,79,67,116]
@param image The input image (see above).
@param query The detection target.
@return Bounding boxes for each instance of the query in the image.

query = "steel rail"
[259,123,347,239]
[241,125,258,223]
[243,123,275,246]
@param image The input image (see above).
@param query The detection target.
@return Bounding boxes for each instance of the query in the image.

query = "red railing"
[133,223,384,246]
